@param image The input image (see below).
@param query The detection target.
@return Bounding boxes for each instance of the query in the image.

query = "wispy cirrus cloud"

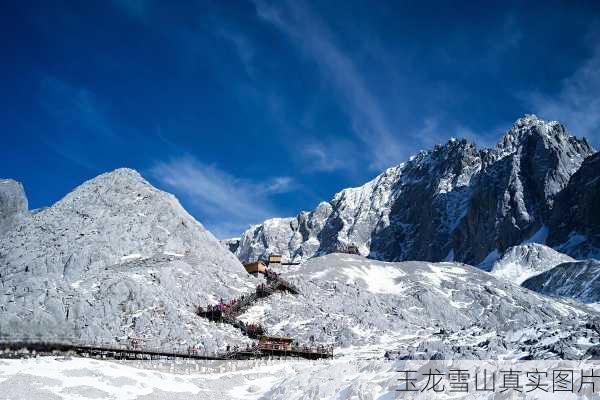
[37,76,118,170]
[252,0,405,170]
[39,76,115,139]
[150,156,298,238]
[527,43,600,145]
[215,27,258,80]
[299,138,361,173]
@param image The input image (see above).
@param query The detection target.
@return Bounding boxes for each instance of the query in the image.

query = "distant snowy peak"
[501,115,592,191]
[490,244,574,284]
[495,114,590,157]
[235,115,596,265]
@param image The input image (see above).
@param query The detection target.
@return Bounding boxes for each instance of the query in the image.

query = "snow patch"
[121,253,143,262]
[340,263,407,294]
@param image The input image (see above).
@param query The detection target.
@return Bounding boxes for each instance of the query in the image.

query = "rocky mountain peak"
[56,168,151,207]
[0,168,243,281]
[496,115,592,160]
[0,169,256,350]
[234,116,598,266]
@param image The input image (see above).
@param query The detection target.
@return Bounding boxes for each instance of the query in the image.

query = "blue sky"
[2,1,600,238]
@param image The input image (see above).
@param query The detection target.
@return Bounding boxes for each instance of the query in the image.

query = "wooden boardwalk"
[196,269,300,339]
[0,341,225,361]
[0,340,333,361]
[0,268,334,362]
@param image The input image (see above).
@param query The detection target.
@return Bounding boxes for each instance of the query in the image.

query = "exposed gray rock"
[0,179,28,237]
[455,116,593,264]
[547,151,600,258]
[236,202,334,263]
[0,168,256,352]
[522,259,600,304]
[220,238,240,254]
[490,243,574,284]
[235,115,594,266]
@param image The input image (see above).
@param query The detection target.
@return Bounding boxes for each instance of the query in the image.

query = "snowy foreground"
[2,356,600,399]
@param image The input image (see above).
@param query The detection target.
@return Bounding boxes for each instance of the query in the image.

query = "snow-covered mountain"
[547,151,600,259]
[489,243,574,284]
[1,167,599,362]
[0,168,256,351]
[239,253,599,359]
[235,115,595,266]
[522,259,600,305]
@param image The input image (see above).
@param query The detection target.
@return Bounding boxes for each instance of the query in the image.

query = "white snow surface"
[0,168,256,352]
[490,243,575,284]
[239,253,600,360]
[2,357,600,400]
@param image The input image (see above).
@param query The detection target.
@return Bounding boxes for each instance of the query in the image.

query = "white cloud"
[216,27,257,80]
[527,45,600,145]
[300,139,360,173]
[252,0,405,170]
[150,156,297,238]
[39,77,115,139]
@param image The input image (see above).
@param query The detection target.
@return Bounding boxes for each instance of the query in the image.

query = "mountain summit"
[0,168,255,349]
[234,116,596,266]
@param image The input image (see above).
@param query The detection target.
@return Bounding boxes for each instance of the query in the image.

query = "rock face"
[239,253,600,359]
[522,259,600,304]
[0,179,28,237]
[220,238,241,254]
[547,152,600,259]
[0,168,256,351]
[490,243,574,284]
[235,115,595,265]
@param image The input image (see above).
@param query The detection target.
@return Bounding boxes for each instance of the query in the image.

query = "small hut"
[243,260,267,275]
[337,243,360,255]
[258,335,294,351]
[346,245,360,255]
[268,254,282,265]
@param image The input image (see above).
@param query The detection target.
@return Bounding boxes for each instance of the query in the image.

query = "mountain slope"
[522,259,600,305]
[547,151,600,258]
[238,253,599,359]
[235,115,595,265]
[0,169,256,351]
[489,243,574,284]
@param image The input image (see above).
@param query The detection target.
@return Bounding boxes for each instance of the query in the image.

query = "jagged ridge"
[235,115,595,266]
